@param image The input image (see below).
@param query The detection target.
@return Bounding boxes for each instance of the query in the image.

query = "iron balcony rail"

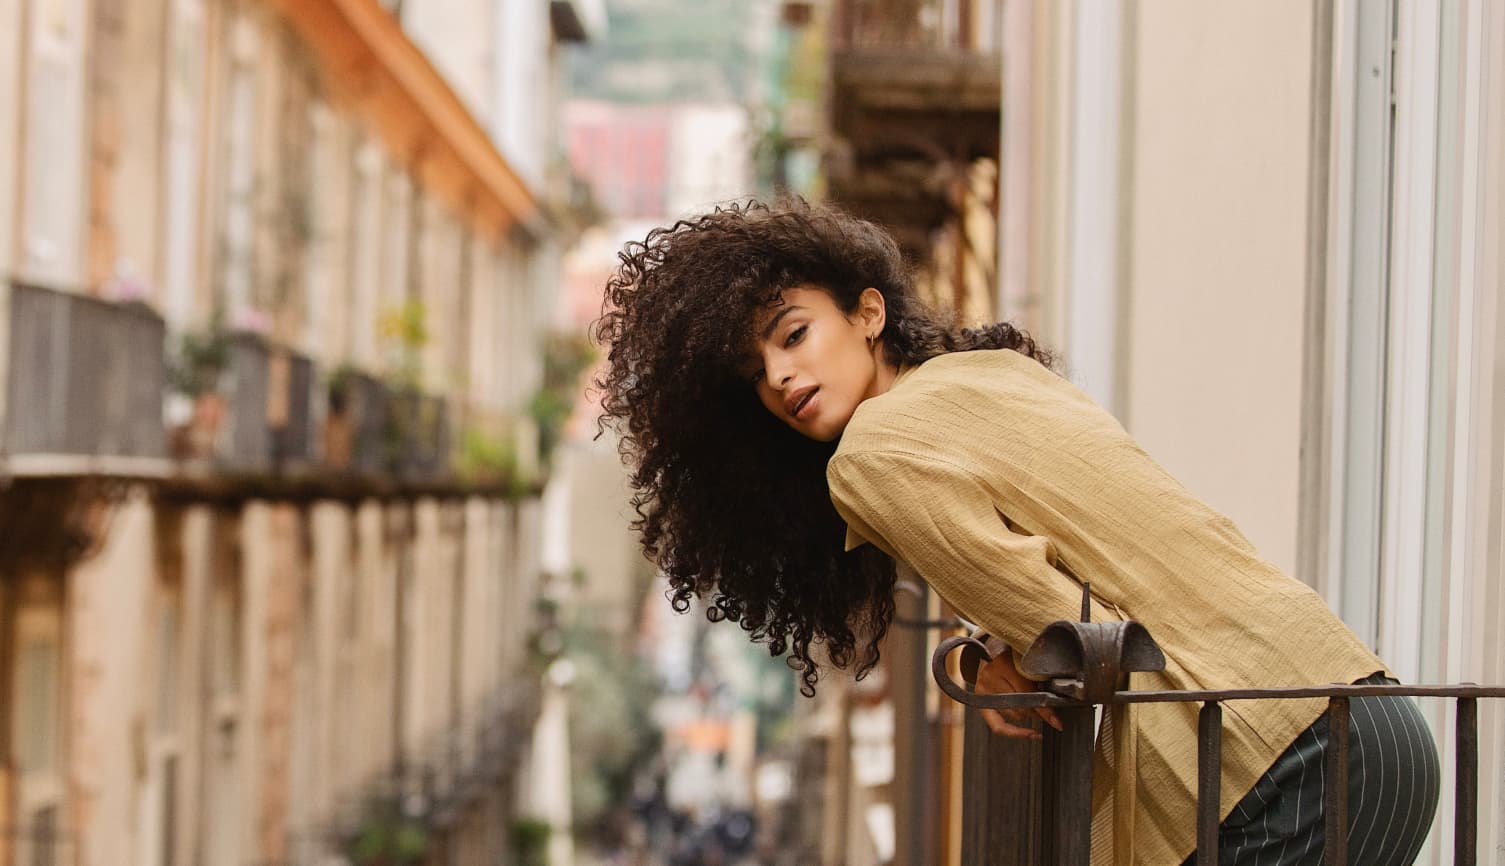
[832,0,998,54]
[4,280,167,460]
[931,585,1505,865]
[322,674,543,852]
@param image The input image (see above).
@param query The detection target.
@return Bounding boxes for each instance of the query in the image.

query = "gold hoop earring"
[866,333,876,351]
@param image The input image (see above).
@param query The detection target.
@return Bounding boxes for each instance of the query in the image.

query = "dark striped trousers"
[1184,674,1441,866]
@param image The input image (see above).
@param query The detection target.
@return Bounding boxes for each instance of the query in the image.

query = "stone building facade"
[0,1,595,864]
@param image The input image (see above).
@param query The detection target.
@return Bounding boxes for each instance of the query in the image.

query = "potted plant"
[509,817,551,866]
[324,363,360,469]
[343,794,429,866]
[457,425,519,489]
[166,327,230,460]
[528,332,597,471]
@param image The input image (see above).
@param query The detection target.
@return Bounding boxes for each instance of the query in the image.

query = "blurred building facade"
[0,1,595,865]
[770,2,1505,866]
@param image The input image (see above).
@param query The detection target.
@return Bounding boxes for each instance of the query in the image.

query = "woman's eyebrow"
[760,305,804,340]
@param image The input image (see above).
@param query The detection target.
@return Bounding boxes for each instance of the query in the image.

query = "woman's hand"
[976,646,1065,740]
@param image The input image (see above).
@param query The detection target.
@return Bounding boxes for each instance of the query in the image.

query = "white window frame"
[1320,1,1505,860]
[161,0,209,330]
[137,581,184,866]
[217,7,259,321]
[0,0,23,278]
[19,0,89,287]
[11,574,67,866]
[1065,0,1125,417]
[203,516,245,866]
[1319,0,1396,648]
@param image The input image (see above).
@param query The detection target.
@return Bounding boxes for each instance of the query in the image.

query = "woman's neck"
[863,357,901,402]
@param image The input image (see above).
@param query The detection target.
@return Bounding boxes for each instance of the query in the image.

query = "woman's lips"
[792,387,819,421]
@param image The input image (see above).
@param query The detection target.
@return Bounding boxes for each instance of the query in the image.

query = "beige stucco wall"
[110,0,171,291]
[460,496,498,728]
[557,436,651,637]
[68,492,155,866]
[0,0,17,282]
[398,0,495,124]
[0,0,12,435]
[54,492,546,866]
[1121,2,1315,576]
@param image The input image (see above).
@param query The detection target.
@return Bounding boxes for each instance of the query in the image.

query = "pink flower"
[231,305,273,335]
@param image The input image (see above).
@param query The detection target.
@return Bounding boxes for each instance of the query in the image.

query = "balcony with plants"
[822,0,1002,261]
[1,281,169,475]
[158,295,537,499]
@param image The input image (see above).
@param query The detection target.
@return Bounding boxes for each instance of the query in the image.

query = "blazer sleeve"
[827,448,1091,656]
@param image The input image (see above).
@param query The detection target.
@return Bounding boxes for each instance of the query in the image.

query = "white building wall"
[666,104,752,216]
[492,0,552,190]
[0,0,19,280]
[1121,2,1315,575]
[459,497,495,723]
[111,0,171,294]
[1064,1,1123,416]
[401,0,495,123]
[554,435,647,635]
[0,0,17,454]
[1002,1,1314,574]
[68,494,155,866]
[159,0,210,330]
[17,0,89,287]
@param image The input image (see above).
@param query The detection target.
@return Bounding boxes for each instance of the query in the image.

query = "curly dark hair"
[592,198,1054,695]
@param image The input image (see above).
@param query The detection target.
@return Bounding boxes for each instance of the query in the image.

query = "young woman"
[593,199,1439,865]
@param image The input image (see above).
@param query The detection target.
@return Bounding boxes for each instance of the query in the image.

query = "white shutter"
[20,0,89,286]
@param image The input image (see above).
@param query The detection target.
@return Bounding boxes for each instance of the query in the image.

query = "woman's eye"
[750,369,765,385]
[784,325,807,347]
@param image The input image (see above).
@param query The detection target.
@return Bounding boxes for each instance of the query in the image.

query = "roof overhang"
[268,0,543,243]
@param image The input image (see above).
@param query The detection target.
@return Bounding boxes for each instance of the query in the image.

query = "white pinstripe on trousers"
[1184,675,1441,866]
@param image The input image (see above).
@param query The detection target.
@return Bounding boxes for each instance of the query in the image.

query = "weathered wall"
[68,493,154,866]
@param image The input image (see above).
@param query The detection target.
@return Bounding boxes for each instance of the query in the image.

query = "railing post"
[1324,697,1349,865]
[1042,706,1094,865]
[1456,696,1477,866]
[936,615,1505,866]
[1197,702,1222,864]
[960,710,1042,865]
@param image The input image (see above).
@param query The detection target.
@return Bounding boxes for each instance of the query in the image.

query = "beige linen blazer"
[826,348,1384,866]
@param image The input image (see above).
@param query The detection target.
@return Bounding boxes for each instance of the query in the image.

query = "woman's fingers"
[975,647,1066,735]
[1037,706,1064,732]
[981,708,1042,740]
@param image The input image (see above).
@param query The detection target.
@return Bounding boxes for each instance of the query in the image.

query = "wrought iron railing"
[388,390,451,482]
[321,675,543,858]
[2,282,463,489]
[210,334,319,473]
[931,586,1505,865]
[325,374,451,482]
[3,281,166,460]
[832,0,999,54]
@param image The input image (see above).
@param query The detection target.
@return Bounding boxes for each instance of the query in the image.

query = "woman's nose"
[765,353,794,388]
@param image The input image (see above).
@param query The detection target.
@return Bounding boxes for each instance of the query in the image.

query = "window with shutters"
[9,573,66,866]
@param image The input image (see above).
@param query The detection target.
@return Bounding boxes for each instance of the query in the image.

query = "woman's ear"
[858,287,886,336]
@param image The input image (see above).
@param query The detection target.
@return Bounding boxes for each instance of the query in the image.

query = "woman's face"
[745,285,891,442]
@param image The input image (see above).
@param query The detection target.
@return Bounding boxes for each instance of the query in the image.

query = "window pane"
[160,754,179,866]
[16,634,60,774]
[155,597,181,735]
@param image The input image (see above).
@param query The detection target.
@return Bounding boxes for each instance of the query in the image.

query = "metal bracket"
[931,583,1166,708]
